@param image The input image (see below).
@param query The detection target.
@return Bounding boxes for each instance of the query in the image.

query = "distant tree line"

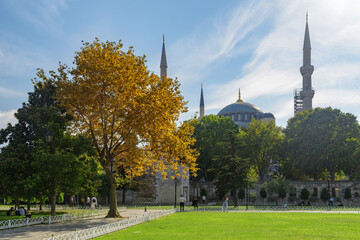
[191,108,360,202]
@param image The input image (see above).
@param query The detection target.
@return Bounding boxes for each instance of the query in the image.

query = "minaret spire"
[299,13,315,111]
[160,34,167,78]
[236,88,243,103]
[199,83,205,121]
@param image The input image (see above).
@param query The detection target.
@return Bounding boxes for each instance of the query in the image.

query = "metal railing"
[42,209,176,240]
[0,208,125,230]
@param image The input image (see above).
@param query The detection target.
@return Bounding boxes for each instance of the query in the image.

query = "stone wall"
[189,180,360,205]
[99,178,360,205]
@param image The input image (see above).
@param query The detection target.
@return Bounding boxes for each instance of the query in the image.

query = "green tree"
[263,175,290,205]
[242,120,283,181]
[31,134,97,216]
[0,129,28,209]
[0,72,99,216]
[192,115,238,181]
[285,107,360,180]
[213,130,250,207]
[300,188,310,201]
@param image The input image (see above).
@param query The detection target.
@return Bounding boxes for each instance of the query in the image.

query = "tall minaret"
[199,83,204,121]
[160,34,167,78]
[299,13,315,111]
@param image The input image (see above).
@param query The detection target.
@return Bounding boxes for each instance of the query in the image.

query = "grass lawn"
[96,211,360,240]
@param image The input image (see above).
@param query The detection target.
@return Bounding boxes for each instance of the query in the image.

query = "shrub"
[300,188,310,201]
[344,188,351,200]
[260,188,267,199]
[320,188,330,202]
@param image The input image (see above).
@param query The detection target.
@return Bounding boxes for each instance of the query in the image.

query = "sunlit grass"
[96,211,360,240]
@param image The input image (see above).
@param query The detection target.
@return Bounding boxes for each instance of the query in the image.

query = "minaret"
[199,83,204,121]
[299,13,315,111]
[160,34,167,78]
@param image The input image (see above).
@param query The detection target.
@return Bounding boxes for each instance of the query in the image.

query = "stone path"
[0,209,160,240]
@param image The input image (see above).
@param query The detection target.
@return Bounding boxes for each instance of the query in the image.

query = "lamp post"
[45,130,55,216]
[27,123,32,211]
[245,176,249,211]
[327,174,331,211]
[174,177,178,208]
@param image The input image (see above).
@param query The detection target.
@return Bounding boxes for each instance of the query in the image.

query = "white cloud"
[167,1,274,84]
[0,110,17,129]
[177,0,360,127]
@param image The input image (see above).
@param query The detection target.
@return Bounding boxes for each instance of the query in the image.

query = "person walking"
[222,196,228,212]
[179,195,186,212]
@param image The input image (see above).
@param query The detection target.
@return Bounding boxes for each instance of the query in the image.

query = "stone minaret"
[160,34,167,78]
[199,83,204,121]
[300,13,315,111]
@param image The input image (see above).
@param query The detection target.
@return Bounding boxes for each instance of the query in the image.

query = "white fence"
[42,209,176,240]
[0,208,125,230]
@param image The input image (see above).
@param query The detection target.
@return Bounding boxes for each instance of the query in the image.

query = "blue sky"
[1,0,360,128]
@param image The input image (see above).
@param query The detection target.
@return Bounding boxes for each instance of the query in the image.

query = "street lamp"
[245,176,249,211]
[327,174,331,211]
[45,131,53,144]
[174,177,178,208]
[27,123,32,211]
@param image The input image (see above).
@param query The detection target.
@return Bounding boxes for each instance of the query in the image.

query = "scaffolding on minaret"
[294,89,303,114]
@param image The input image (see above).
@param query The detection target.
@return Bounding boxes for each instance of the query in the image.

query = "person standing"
[192,197,199,210]
[86,197,90,208]
[222,196,228,212]
[179,195,186,212]
[202,195,206,204]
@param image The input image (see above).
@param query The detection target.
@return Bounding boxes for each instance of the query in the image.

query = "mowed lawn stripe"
[95,212,360,240]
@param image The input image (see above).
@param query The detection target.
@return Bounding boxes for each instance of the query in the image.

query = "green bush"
[344,188,351,200]
[260,188,267,199]
[300,188,309,200]
[320,188,330,202]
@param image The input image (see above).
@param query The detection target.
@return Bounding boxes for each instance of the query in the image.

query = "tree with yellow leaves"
[56,39,198,217]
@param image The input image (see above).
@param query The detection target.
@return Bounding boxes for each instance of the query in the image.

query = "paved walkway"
[0,209,161,240]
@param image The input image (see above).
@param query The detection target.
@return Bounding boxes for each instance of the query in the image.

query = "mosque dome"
[218,102,263,116]
[217,89,275,127]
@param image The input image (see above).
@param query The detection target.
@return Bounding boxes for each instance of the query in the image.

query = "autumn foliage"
[56,39,198,216]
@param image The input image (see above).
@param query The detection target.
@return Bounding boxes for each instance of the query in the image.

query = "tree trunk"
[15,196,19,210]
[104,166,120,218]
[122,189,126,206]
[231,189,238,207]
[50,191,56,216]
[40,196,43,210]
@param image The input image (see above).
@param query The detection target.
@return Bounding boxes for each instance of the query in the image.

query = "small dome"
[261,113,275,118]
[218,102,263,116]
